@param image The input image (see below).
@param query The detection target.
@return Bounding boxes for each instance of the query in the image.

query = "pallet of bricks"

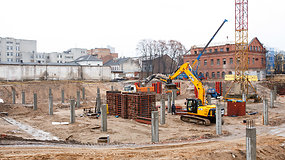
[106,91,156,121]
[106,91,121,115]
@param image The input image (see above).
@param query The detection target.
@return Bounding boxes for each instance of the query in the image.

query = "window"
[259,46,261,51]
[7,52,9,56]
[226,48,229,52]
[217,59,220,65]
[211,59,214,66]
[10,46,13,50]
[229,71,232,75]
[250,46,252,51]
[217,72,220,78]
[252,58,255,64]
[204,50,207,53]
[209,49,212,53]
[206,72,209,78]
[262,58,264,65]
[199,51,202,54]
[16,53,20,57]
[223,58,226,65]
[10,52,13,56]
[7,46,9,50]
[194,51,197,54]
[214,49,218,52]
[212,72,215,78]
[230,58,233,64]
[222,72,226,78]
[220,48,224,52]
[253,46,255,51]
[204,59,207,66]
[248,58,250,64]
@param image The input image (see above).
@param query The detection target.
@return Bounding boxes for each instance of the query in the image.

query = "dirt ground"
[0,80,285,159]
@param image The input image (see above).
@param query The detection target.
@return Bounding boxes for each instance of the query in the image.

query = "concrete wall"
[0,64,111,81]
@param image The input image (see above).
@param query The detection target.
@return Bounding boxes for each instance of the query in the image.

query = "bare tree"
[167,40,187,72]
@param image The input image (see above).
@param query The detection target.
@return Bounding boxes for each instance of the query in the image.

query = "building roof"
[104,58,129,66]
[73,55,102,62]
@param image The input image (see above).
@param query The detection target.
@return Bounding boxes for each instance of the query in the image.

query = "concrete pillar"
[167,92,172,113]
[33,93,37,110]
[270,90,274,108]
[216,103,222,135]
[61,89,64,103]
[49,88,52,97]
[70,99,75,124]
[160,98,165,125]
[22,91,25,104]
[12,88,16,104]
[151,111,159,143]
[111,86,114,91]
[96,88,101,113]
[242,93,246,102]
[76,90,80,108]
[246,119,256,160]
[172,89,176,105]
[207,94,211,104]
[49,95,53,115]
[82,87,85,100]
[274,86,277,101]
[101,104,107,132]
[263,99,268,125]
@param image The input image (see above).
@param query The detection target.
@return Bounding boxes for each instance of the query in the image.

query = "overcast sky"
[0,0,284,57]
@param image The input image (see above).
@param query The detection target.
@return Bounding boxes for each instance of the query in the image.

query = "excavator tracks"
[180,115,211,126]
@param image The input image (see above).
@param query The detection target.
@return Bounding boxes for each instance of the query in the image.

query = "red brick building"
[183,37,266,80]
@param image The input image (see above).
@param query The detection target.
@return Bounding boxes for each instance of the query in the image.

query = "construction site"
[1,0,285,160]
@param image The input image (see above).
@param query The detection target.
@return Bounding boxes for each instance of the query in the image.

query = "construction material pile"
[106,91,156,119]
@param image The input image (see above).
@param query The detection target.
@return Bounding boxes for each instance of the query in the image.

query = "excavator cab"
[185,99,202,113]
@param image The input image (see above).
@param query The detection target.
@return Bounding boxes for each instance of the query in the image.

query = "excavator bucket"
[165,84,177,90]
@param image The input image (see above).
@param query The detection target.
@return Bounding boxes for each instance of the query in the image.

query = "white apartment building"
[0,37,37,63]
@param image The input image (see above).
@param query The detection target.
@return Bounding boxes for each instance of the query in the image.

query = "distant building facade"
[88,48,118,63]
[275,51,285,74]
[183,37,267,80]
[0,37,37,63]
[104,58,140,79]
[72,55,103,66]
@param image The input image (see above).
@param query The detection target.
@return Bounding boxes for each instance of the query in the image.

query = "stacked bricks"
[106,91,156,119]
[106,91,121,115]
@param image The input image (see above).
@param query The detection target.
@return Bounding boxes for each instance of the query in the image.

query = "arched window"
[206,72,209,78]
[212,72,215,78]
[222,72,226,78]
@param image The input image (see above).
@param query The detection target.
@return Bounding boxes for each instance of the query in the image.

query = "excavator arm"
[168,62,205,105]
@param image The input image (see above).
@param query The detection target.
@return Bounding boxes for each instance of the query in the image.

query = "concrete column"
[270,90,274,108]
[246,119,256,160]
[160,98,165,125]
[263,99,268,125]
[49,95,53,115]
[101,104,107,132]
[242,93,246,102]
[82,87,85,100]
[167,92,172,113]
[22,91,25,104]
[70,99,75,124]
[96,88,101,113]
[274,86,277,101]
[111,86,114,91]
[33,93,37,110]
[207,94,211,104]
[49,88,52,97]
[12,88,16,104]
[151,111,159,143]
[216,103,222,135]
[172,89,176,105]
[76,90,80,108]
[61,89,64,103]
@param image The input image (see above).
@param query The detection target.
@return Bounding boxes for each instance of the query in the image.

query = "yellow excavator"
[145,19,227,125]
